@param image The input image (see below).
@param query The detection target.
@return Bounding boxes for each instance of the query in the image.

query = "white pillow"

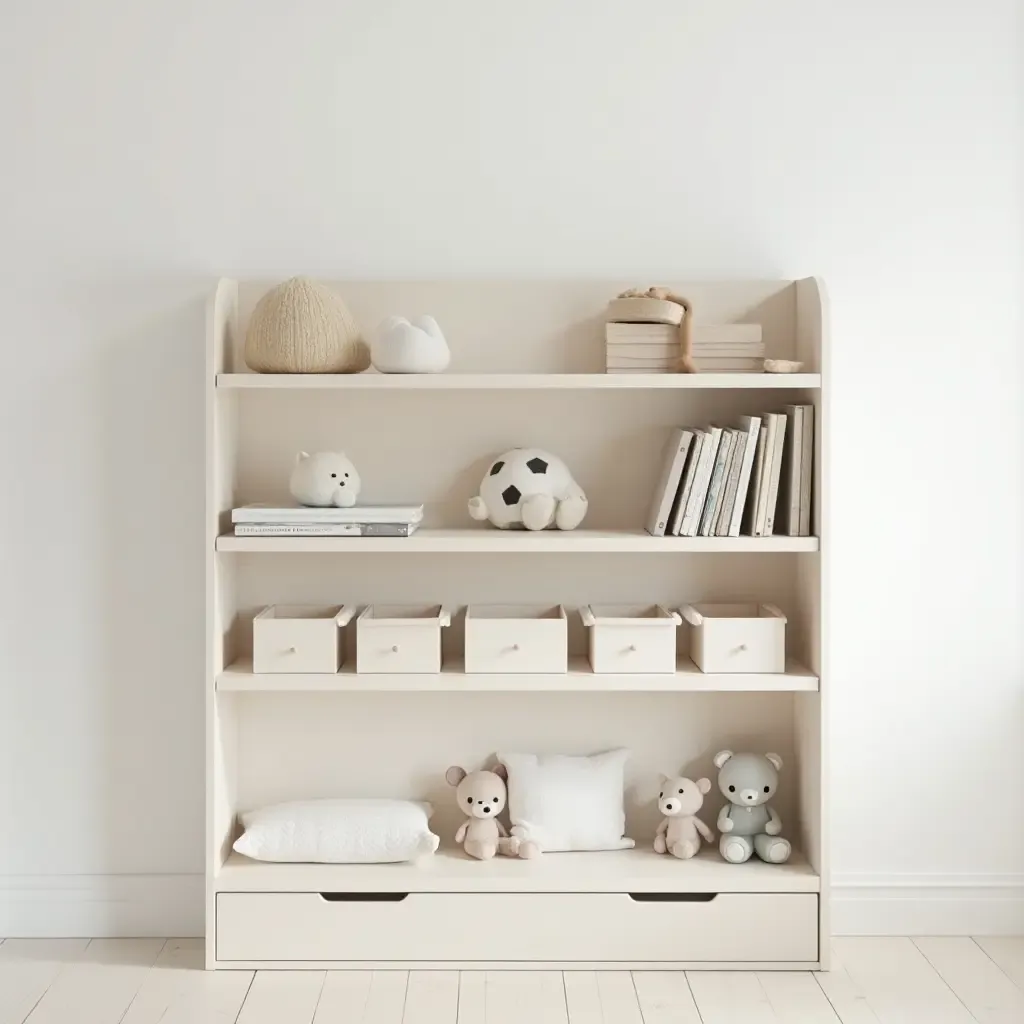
[233,799,440,864]
[498,749,634,853]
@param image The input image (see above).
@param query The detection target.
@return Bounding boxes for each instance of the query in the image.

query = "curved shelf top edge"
[216,372,822,391]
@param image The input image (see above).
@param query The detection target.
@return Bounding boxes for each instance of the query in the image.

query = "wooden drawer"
[464,605,567,674]
[216,891,818,963]
[252,605,354,674]
[681,603,787,674]
[356,605,451,674]
[580,604,680,674]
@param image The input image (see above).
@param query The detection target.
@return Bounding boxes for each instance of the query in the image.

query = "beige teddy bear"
[654,774,714,860]
[446,764,522,860]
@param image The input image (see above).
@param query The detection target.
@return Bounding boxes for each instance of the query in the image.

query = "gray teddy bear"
[714,750,791,864]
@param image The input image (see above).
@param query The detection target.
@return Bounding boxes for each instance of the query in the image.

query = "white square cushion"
[233,798,440,864]
[498,749,634,853]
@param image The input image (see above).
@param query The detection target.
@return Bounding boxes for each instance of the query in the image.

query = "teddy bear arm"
[495,818,508,838]
[694,816,715,843]
[655,818,668,837]
[765,805,783,835]
[717,806,734,832]
[455,821,468,844]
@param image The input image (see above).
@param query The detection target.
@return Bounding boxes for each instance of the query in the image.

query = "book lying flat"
[232,503,424,525]
[234,522,419,537]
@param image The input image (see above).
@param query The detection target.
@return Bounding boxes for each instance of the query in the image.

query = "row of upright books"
[231,503,423,537]
[645,405,814,538]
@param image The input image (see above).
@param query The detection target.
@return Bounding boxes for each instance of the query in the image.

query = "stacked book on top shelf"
[645,404,814,538]
[232,503,424,537]
[605,323,765,373]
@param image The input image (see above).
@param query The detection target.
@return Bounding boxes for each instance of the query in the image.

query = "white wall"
[0,0,1020,935]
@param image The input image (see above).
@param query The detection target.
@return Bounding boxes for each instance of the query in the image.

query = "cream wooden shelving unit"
[206,278,829,970]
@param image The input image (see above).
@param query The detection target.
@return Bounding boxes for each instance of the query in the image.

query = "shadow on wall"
[86,280,207,878]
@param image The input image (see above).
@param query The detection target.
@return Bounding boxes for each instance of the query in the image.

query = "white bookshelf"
[206,277,828,970]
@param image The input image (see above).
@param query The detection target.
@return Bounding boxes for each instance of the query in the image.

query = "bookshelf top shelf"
[217,372,821,390]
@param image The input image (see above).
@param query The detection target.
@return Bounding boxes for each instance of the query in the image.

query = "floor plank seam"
[232,971,256,1024]
[911,937,987,1023]
[308,968,328,1024]
[970,934,1024,993]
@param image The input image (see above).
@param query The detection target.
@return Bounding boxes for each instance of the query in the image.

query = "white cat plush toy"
[289,451,361,508]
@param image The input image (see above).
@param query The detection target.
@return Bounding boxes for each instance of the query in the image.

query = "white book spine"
[728,415,763,537]
[742,424,767,536]
[645,429,694,536]
[681,427,722,536]
[234,523,362,536]
[782,405,803,536]
[798,405,814,536]
[668,432,704,536]
[233,505,423,524]
[700,431,734,537]
[716,434,746,536]
[762,413,788,536]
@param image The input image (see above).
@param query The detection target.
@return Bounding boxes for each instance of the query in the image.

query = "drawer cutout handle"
[319,892,409,902]
[628,892,719,903]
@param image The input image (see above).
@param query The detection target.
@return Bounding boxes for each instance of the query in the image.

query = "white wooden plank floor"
[0,937,1021,1023]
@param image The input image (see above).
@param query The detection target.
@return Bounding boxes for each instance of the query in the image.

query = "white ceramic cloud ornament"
[469,448,588,531]
[371,315,451,374]
[289,451,361,507]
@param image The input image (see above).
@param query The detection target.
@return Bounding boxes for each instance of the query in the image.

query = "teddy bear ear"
[713,749,734,769]
[492,762,508,781]
[445,766,467,787]
[697,777,711,794]
[296,451,310,462]
[765,752,783,771]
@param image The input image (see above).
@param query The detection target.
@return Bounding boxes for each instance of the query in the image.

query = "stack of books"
[645,404,813,538]
[232,503,424,537]
[605,323,765,373]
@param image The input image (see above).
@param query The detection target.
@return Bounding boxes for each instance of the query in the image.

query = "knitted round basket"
[244,277,370,374]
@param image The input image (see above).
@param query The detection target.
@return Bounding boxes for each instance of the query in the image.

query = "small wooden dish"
[764,359,804,374]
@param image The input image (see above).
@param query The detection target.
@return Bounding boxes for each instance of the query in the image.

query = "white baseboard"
[0,873,203,938]
[832,873,1024,936]
[3,873,1021,938]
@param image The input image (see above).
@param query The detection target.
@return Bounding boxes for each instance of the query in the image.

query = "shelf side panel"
[206,279,239,967]
[795,274,828,967]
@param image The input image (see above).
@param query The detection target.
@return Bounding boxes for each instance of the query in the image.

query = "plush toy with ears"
[714,750,791,864]
[654,775,714,859]
[446,764,522,860]
[289,451,361,508]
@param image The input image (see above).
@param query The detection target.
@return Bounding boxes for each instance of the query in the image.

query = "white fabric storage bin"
[252,605,355,674]
[356,605,451,674]
[680,603,786,673]
[464,605,567,674]
[580,605,681,674]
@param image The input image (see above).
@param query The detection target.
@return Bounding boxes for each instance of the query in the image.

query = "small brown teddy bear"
[446,764,521,860]
[654,774,714,860]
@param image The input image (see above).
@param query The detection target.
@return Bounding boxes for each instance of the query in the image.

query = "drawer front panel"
[217,892,817,963]
[356,626,441,673]
[464,621,567,674]
[253,621,341,674]
[590,628,676,674]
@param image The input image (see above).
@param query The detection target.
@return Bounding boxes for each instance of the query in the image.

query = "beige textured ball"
[244,277,370,373]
